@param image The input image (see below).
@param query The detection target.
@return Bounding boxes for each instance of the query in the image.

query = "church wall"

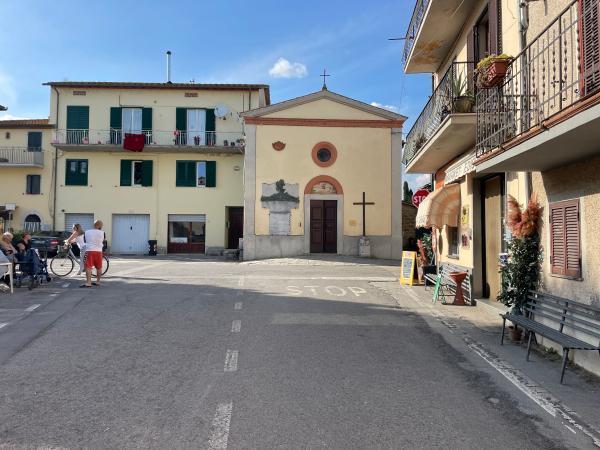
[253,124,392,238]
[262,98,390,121]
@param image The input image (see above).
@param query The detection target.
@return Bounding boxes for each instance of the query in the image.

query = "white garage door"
[111,214,150,254]
[65,213,94,233]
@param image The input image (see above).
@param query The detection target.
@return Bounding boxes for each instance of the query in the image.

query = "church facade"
[242,89,405,260]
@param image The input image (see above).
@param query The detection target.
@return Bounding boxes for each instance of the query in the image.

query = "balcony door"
[187,109,207,146]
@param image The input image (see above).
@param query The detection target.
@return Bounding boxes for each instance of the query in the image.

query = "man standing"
[81,220,104,288]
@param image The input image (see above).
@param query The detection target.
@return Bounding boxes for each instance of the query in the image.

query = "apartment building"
[0,120,55,233]
[403,0,526,301]
[46,81,269,254]
[404,0,600,373]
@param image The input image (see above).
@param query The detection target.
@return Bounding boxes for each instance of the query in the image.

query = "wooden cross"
[353,192,375,237]
[320,69,330,90]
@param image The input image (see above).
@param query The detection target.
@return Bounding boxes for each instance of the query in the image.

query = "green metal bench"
[501,290,600,383]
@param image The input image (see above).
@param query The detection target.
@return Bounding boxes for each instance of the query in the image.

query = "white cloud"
[268,58,308,79]
[370,102,400,113]
[414,173,431,186]
[0,114,31,121]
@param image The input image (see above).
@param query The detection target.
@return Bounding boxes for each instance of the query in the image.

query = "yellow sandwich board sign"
[400,251,416,285]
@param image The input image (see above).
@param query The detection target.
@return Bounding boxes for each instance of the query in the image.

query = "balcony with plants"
[403,62,477,173]
[403,0,479,73]
[475,0,600,172]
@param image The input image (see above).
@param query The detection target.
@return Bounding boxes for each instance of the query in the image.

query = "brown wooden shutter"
[580,0,600,95]
[550,199,581,278]
[467,29,475,92]
[488,0,501,55]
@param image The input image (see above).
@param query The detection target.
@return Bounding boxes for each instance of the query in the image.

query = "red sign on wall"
[412,189,430,208]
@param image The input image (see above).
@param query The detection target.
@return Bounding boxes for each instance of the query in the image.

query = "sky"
[0,0,432,190]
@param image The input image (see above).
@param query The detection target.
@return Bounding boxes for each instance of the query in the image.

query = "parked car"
[29,231,70,258]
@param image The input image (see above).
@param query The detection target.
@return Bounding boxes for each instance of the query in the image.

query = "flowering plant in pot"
[476,54,513,88]
[417,231,436,282]
[497,193,542,340]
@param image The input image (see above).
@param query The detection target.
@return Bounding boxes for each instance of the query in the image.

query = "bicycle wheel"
[92,256,109,277]
[50,255,74,277]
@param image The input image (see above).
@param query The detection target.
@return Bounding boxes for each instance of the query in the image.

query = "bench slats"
[529,290,600,314]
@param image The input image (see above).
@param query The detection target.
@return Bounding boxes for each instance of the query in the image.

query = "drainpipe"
[52,86,59,233]
[519,0,531,198]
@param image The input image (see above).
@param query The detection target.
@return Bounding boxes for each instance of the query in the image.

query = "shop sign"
[445,151,476,184]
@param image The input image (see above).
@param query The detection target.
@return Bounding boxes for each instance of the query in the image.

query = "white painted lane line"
[24,304,41,312]
[224,350,238,372]
[208,402,233,450]
[61,283,69,288]
[0,323,8,330]
[231,320,241,333]
[234,302,242,311]
[237,276,244,287]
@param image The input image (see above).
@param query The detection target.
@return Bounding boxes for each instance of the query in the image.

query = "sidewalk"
[374,281,600,447]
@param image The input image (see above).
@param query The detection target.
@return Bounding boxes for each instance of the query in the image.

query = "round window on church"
[317,148,331,162]
[311,142,337,167]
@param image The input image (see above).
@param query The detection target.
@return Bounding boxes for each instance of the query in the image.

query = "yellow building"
[0,119,55,233]
[404,0,600,375]
[46,81,269,254]
[242,89,406,260]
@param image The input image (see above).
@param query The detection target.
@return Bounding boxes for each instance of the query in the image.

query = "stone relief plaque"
[311,181,337,194]
[261,179,300,236]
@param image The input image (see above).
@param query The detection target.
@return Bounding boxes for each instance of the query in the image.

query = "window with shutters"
[66,106,89,144]
[120,160,153,187]
[27,132,42,151]
[65,159,88,186]
[26,175,41,195]
[176,160,216,187]
[581,0,600,95]
[550,199,581,279]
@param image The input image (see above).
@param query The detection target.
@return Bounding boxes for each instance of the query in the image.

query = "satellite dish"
[214,104,229,118]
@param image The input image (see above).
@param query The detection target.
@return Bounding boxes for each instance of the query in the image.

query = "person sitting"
[16,233,32,253]
[0,232,18,262]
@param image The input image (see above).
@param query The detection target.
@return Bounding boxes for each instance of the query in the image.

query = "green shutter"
[65,159,88,186]
[176,108,187,131]
[120,160,132,186]
[110,107,122,129]
[142,108,152,131]
[141,160,153,187]
[66,106,89,129]
[205,109,215,132]
[176,160,195,187]
[27,132,42,151]
[206,161,216,187]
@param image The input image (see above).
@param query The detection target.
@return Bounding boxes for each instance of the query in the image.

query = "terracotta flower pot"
[484,59,511,88]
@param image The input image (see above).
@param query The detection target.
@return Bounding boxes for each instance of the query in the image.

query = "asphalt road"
[0,257,584,449]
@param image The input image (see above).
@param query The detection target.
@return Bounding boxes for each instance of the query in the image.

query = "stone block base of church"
[243,234,401,261]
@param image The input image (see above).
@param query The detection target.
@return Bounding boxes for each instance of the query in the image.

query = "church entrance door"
[310,200,337,253]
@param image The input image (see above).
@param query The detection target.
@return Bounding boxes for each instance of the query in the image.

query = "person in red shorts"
[81,220,104,288]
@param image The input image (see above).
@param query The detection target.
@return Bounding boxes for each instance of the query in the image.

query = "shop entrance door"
[482,176,503,299]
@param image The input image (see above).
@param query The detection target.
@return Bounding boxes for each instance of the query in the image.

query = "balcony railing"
[476,0,600,157]
[403,0,429,63]
[52,129,245,148]
[0,147,44,166]
[403,61,475,164]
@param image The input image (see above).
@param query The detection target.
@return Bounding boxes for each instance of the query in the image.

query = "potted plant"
[476,54,513,88]
[497,193,542,341]
[414,133,427,151]
[451,73,475,113]
[417,232,436,283]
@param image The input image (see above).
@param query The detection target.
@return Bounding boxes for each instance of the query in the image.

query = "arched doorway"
[304,176,344,254]
[23,213,42,233]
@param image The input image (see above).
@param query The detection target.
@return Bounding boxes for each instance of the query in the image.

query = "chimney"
[166,51,172,83]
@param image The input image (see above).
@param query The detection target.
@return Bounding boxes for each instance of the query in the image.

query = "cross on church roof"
[320,69,330,91]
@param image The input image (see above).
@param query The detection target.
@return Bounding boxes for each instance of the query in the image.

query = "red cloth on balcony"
[123,133,145,152]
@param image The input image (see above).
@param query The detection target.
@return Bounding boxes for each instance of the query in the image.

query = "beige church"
[242,89,405,260]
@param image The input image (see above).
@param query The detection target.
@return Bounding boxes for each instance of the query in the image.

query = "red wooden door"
[227,207,244,249]
[310,200,337,253]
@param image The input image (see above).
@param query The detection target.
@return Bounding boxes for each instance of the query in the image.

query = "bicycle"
[50,245,109,277]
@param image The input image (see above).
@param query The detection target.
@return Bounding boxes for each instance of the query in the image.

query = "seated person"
[16,233,32,253]
[0,232,18,262]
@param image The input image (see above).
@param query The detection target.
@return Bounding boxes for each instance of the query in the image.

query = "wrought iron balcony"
[403,0,429,64]
[476,0,600,159]
[403,62,476,171]
[0,147,44,167]
[52,129,245,150]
